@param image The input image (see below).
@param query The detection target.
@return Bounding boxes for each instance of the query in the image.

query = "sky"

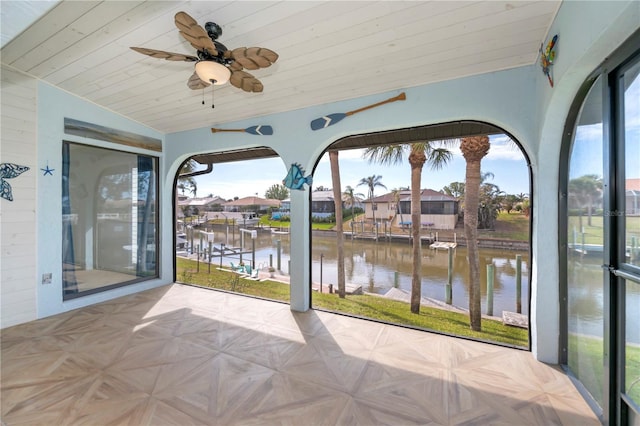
[191,134,531,200]
[570,71,639,180]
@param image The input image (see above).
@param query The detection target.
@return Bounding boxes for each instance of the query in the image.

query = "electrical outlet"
[42,273,52,284]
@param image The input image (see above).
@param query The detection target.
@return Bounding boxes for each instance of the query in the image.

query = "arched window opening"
[310,122,532,348]
[173,147,293,304]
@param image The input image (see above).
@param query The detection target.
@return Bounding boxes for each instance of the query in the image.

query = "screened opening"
[310,123,531,348]
[174,148,292,303]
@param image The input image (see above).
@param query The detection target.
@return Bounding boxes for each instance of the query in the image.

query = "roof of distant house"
[224,196,281,207]
[365,189,455,203]
[311,191,335,201]
[627,178,640,191]
[178,196,226,206]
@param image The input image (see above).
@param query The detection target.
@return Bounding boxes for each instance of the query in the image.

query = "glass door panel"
[621,59,640,412]
[567,76,605,407]
[623,61,640,268]
[625,281,640,405]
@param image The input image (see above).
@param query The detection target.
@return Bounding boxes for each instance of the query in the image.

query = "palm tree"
[342,185,364,222]
[329,151,346,298]
[568,174,602,227]
[364,142,453,314]
[442,182,465,200]
[177,160,198,197]
[460,135,491,332]
[357,175,387,226]
[391,188,403,226]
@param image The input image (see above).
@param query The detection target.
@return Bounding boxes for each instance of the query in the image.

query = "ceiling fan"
[130,11,278,104]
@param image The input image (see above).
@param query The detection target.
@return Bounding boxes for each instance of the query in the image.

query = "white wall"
[1,66,38,328]
[34,83,170,319]
[531,0,639,362]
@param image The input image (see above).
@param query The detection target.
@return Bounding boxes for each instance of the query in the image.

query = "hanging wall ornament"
[310,92,406,130]
[211,125,273,135]
[539,34,558,87]
[282,163,312,190]
[1,163,30,201]
[41,163,54,176]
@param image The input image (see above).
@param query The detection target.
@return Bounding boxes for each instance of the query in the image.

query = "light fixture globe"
[195,60,230,85]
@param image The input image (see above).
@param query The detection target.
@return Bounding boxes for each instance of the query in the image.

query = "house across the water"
[363,189,459,230]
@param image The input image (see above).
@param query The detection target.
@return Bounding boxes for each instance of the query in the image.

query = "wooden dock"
[429,241,457,250]
[502,311,529,329]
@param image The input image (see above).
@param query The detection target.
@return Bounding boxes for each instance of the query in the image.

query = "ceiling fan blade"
[229,70,263,93]
[130,47,197,62]
[231,47,278,70]
[187,71,211,90]
[174,11,218,55]
[228,61,243,71]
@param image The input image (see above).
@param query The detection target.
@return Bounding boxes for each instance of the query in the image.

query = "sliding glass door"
[617,57,640,422]
[563,32,640,425]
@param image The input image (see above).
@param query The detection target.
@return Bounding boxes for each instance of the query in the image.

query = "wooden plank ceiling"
[1,1,560,134]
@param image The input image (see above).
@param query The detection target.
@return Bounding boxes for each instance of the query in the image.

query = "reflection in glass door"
[566,76,605,408]
[620,58,640,414]
[563,33,640,424]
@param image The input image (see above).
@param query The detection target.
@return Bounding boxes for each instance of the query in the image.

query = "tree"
[472,174,504,229]
[442,182,465,200]
[568,174,603,227]
[329,151,346,298]
[343,185,364,222]
[460,135,491,332]
[391,188,405,225]
[265,183,289,200]
[177,159,198,197]
[364,142,453,314]
[503,194,519,214]
[357,175,387,225]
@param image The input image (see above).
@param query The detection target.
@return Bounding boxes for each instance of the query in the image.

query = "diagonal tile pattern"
[1,284,599,425]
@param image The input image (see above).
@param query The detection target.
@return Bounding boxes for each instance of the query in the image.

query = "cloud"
[317,148,367,163]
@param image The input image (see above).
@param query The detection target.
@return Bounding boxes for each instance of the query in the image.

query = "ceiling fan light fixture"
[195,60,230,85]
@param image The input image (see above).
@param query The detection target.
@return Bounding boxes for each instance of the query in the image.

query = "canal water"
[188,227,529,317]
[185,226,639,343]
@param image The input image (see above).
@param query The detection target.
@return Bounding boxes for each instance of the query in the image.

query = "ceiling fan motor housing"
[205,22,222,40]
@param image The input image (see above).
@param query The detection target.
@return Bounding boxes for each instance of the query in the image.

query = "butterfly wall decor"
[540,34,558,87]
[1,163,30,201]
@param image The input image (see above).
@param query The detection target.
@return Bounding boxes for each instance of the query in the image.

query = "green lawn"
[568,215,640,245]
[478,212,530,241]
[263,212,532,239]
[568,333,640,406]
[177,257,528,347]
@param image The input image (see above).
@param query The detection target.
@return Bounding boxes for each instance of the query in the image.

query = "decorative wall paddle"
[310,92,406,131]
[211,125,273,135]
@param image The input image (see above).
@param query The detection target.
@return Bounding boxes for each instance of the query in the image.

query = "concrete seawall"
[311,229,529,251]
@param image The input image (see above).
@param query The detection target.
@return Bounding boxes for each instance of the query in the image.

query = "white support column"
[289,188,311,312]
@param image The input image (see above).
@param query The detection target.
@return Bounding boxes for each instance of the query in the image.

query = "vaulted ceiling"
[1,1,560,134]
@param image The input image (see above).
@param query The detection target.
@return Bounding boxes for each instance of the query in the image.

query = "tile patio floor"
[1,284,599,425]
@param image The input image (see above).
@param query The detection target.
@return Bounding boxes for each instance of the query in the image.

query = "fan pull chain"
[211,79,217,108]
[202,89,205,105]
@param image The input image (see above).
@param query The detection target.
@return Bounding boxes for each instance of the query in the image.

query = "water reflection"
[311,235,529,316]
[188,228,530,317]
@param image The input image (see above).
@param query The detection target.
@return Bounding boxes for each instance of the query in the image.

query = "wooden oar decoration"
[211,125,273,136]
[310,92,406,131]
